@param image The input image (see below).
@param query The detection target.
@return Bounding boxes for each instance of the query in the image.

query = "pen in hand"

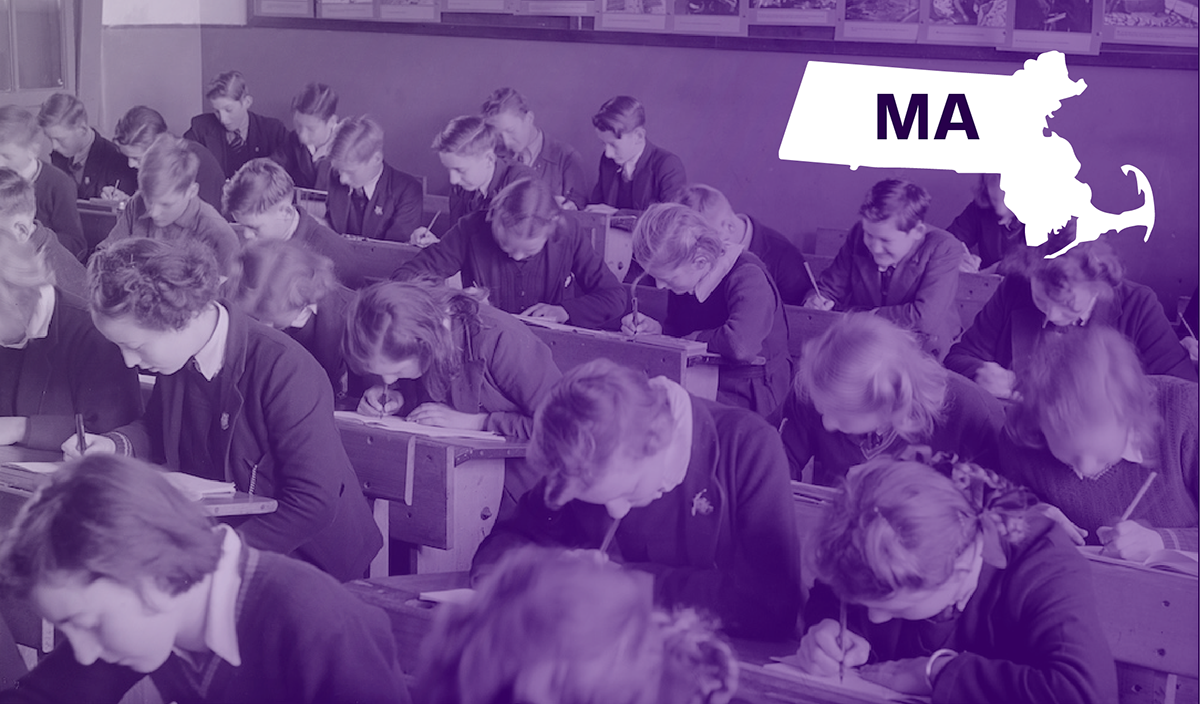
[74,413,86,456]
[838,599,847,685]
[1119,471,1158,523]
[628,271,647,338]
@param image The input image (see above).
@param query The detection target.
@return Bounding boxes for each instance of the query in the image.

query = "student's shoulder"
[244,550,382,626]
[541,133,583,163]
[499,159,539,186]
[920,225,963,256]
[1150,374,1199,416]
[188,112,223,135]
[694,395,780,447]
[1113,278,1162,313]
[381,162,422,191]
[36,160,75,191]
[251,111,287,133]
[1006,516,1091,585]
[729,251,775,288]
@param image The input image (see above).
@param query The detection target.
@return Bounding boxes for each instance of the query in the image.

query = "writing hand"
[410,227,439,248]
[1098,520,1164,562]
[620,311,662,336]
[803,293,836,311]
[521,303,570,324]
[792,618,870,678]
[60,432,117,459]
[407,403,487,431]
[1182,337,1198,364]
[974,362,1017,400]
[100,186,131,203]
[584,203,618,215]
[357,385,404,417]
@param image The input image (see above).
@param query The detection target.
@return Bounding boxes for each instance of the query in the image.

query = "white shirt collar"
[175,525,243,667]
[522,129,545,166]
[362,167,383,202]
[621,142,646,181]
[191,303,230,381]
[2,285,54,349]
[18,158,40,182]
[647,376,693,495]
[281,206,301,241]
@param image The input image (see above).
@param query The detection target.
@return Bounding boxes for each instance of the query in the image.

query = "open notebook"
[755,655,931,704]
[334,411,504,441]
[162,472,236,501]
[1080,546,1199,577]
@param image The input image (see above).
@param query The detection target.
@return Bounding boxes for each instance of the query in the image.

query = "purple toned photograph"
[676,0,740,14]
[846,0,920,21]
[1015,0,1094,30]
[606,0,668,12]
[751,0,835,9]
[929,0,1009,24]
[1105,0,1198,27]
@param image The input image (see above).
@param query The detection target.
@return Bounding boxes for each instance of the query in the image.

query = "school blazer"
[184,111,288,179]
[49,131,138,200]
[589,140,687,211]
[34,161,86,261]
[818,223,963,359]
[110,306,382,582]
[0,290,142,451]
[276,130,332,191]
[447,159,539,228]
[529,133,589,209]
[326,162,423,243]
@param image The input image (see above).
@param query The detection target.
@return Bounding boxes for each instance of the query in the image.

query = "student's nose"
[821,415,840,433]
[655,278,669,290]
[120,348,141,369]
[339,171,352,186]
[866,608,894,624]
[381,374,400,385]
[65,629,103,666]
[127,158,139,170]
[448,171,462,187]
[604,145,616,160]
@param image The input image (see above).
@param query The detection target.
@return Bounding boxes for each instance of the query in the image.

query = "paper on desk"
[419,588,476,606]
[765,657,931,704]
[1080,546,1199,577]
[163,472,236,501]
[2,462,61,474]
[334,411,504,441]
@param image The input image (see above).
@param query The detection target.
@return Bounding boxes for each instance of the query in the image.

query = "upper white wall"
[102,0,246,26]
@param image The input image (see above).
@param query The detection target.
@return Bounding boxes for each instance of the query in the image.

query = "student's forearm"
[934,653,1108,704]
[1156,527,1199,552]
[236,480,339,557]
[482,412,535,442]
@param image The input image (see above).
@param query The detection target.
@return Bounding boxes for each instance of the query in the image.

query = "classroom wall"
[100,26,204,139]
[187,26,1197,310]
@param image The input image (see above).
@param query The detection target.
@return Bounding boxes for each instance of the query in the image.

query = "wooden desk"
[519,318,720,400]
[336,419,525,575]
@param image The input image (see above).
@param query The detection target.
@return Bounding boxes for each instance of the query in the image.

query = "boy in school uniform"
[0,106,86,262]
[0,454,409,704]
[37,93,138,202]
[481,87,589,210]
[326,116,423,244]
[805,179,962,360]
[472,359,802,641]
[101,135,240,277]
[0,168,87,299]
[224,158,358,288]
[587,96,687,214]
[66,238,382,583]
[113,105,226,210]
[277,82,340,192]
[674,183,813,306]
[185,71,288,180]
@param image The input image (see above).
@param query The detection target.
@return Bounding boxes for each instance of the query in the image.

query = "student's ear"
[524,110,537,129]
[369,151,384,169]
[640,411,674,456]
[242,95,254,111]
[135,577,174,615]
[185,182,200,201]
[909,221,928,239]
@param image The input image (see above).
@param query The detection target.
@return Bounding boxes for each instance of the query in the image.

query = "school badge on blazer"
[374,205,383,216]
[220,412,230,431]
[691,489,714,516]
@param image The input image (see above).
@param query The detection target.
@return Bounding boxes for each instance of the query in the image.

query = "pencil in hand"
[1119,471,1158,523]
[838,599,847,685]
[74,413,86,456]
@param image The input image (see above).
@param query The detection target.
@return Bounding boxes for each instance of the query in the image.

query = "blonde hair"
[431,116,498,158]
[796,313,947,442]
[329,116,384,167]
[632,203,725,274]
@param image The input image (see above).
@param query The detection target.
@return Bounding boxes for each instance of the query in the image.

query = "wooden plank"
[340,235,421,286]
[785,306,845,359]
[345,572,470,674]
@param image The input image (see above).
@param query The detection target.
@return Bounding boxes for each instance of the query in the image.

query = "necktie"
[879,266,896,306]
[348,188,367,235]
[226,130,245,151]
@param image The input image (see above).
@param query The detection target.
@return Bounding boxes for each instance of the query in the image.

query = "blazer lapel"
[363,166,391,236]
[852,242,884,308]
[13,294,60,416]
[680,405,723,567]
[631,142,656,209]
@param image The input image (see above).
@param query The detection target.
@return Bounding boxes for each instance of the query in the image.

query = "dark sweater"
[665,252,790,417]
[290,209,358,288]
[817,223,963,360]
[525,132,589,209]
[0,290,142,451]
[447,159,539,230]
[33,161,85,262]
[184,111,288,179]
[109,306,382,582]
[996,376,1199,552]
[771,371,1006,485]
[394,210,625,330]
[945,276,1198,383]
[472,395,803,640]
[102,194,241,277]
[0,540,410,704]
[746,216,812,306]
[589,140,687,210]
[29,224,86,300]
[326,162,423,243]
[49,131,138,202]
[805,518,1117,704]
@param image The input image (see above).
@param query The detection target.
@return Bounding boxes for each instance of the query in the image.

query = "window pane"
[0,1,12,92]
[15,0,62,90]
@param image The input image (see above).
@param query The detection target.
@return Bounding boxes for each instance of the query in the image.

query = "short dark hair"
[223,158,295,219]
[592,96,645,138]
[430,115,497,158]
[113,106,170,151]
[205,70,248,102]
[292,82,338,121]
[480,87,531,117]
[138,135,199,199]
[88,237,221,331]
[0,454,222,599]
[37,92,88,130]
[859,179,931,232]
[0,167,36,218]
[228,239,337,328]
[330,115,384,167]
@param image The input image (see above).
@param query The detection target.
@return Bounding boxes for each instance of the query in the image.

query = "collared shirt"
[174,524,243,668]
[1,285,54,349]
[621,142,646,182]
[70,128,98,175]
[191,303,230,381]
[648,375,694,495]
[519,129,545,167]
[281,205,301,241]
[18,158,40,183]
[362,167,383,202]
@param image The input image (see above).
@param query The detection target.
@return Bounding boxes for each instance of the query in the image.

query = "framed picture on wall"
[671,0,748,33]
[319,0,376,18]
[380,0,442,20]
[917,0,1008,43]
[748,0,836,26]
[1005,0,1102,52]
[835,0,920,40]
[517,0,597,14]
[596,0,670,32]
[255,0,315,16]
[1101,0,1197,45]
[445,0,518,12]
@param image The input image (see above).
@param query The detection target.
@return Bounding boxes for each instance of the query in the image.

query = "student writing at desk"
[0,168,88,300]
[277,82,340,192]
[325,116,422,245]
[37,93,138,205]
[0,454,409,704]
[64,238,381,583]
[394,177,625,329]
[471,359,802,640]
[998,325,1199,560]
[793,457,1117,704]
[622,203,790,418]
[804,179,962,361]
[0,237,141,451]
[586,95,686,215]
[772,314,1004,485]
[343,280,562,505]
[416,546,736,704]
[112,106,225,211]
[184,70,287,180]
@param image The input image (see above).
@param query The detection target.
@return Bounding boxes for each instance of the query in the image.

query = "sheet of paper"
[334,411,504,441]
[764,658,931,704]
[1,462,61,474]
[418,588,476,605]
[162,472,236,501]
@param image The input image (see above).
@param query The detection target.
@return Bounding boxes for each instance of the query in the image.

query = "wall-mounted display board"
[297,0,1197,53]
